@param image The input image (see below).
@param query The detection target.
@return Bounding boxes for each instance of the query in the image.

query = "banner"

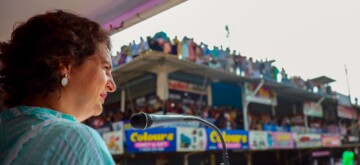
[244,83,277,106]
[245,83,277,106]
[269,132,294,149]
[206,129,249,150]
[176,127,207,152]
[295,133,322,148]
[322,134,341,147]
[342,135,360,144]
[126,128,177,153]
[337,106,357,119]
[249,131,269,150]
[103,131,124,155]
[303,102,323,117]
[169,79,207,95]
[337,93,351,107]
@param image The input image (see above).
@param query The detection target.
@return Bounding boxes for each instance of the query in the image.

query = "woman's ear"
[59,62,72,75]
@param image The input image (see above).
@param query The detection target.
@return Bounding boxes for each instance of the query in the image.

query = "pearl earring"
[61,74,68,87]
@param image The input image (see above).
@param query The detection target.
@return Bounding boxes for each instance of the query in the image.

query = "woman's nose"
[106,77,116,92]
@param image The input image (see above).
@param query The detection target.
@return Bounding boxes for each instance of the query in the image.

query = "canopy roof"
[310,76,335,84]
[0,0,186,40]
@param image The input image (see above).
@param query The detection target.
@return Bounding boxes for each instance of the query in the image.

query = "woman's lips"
[100,93,107,102]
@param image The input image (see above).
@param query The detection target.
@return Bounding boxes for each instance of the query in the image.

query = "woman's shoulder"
[18,120,114,165]
[48,121,99,137]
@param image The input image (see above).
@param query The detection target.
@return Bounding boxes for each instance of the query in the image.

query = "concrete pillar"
[156,71,169,101]
[246,153,252,165]
[207,85,212,106]
[243,103,249,130]
[150,65,177,101]
[210,154,216,165]
[304,115,309,133]
[298,150,303,165]
[121,90,125,112]
[313,159,318,165]
[272,106,276,116]
[242,83,249,130]
[292,103,297,115]
[330,157,334,165]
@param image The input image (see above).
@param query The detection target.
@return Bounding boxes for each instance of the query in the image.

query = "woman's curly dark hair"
[0,10,111,108]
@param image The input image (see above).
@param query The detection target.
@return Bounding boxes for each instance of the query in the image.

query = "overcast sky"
[111,0,360,103]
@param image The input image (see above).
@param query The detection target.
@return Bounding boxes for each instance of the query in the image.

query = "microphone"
[130,112,197,129]
[131,112,229,165]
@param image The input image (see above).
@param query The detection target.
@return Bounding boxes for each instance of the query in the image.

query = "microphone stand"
[185,116,229,165]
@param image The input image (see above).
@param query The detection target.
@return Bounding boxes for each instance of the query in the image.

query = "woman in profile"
[0,10,117,165]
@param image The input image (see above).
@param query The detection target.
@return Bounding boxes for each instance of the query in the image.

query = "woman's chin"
[93,103,104,116]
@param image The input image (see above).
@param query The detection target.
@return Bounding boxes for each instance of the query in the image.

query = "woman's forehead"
[85,45,111,65]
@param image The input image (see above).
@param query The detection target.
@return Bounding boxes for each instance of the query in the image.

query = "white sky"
[111,0,360,103]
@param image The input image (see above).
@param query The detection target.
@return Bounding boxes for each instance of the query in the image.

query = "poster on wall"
[244,83,277,106]
[206,129,249,150]
[126,128,177,153]
[103,131,124,155]
[268,132,294,149]
[176,127,207,152]
[303,102,323,117]
[295,133,322,148]
[249,131,269,150]
[337,106,357,119]
[321,134,341,147]
[112,121,124,131]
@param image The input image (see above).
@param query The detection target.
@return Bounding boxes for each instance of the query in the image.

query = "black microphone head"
[130,112,150,129]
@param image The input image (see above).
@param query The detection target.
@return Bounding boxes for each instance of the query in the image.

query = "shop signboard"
[321,134,341,147]
[103,131,124,155]
[303,101,323,117]
[268,132,294,149]
[206,129,249,150]
[176,127,207,152]
[295,133,322,148]
[337,93,351,107]
[249,131,269,150]
[169,79,207,95]
[125,128,177,153]
[337,106,357,119]
[244,83,277,106]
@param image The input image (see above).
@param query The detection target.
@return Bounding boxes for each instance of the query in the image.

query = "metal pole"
[345,64,352,102]
[187,117,229,165]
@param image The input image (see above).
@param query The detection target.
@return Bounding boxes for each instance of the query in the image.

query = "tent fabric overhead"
[0,0,186,40]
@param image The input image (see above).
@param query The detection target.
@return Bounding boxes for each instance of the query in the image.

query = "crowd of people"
[84,95,355,135]
[84,96,245,130]
[111,31,333,96]
[84,96,323,133]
